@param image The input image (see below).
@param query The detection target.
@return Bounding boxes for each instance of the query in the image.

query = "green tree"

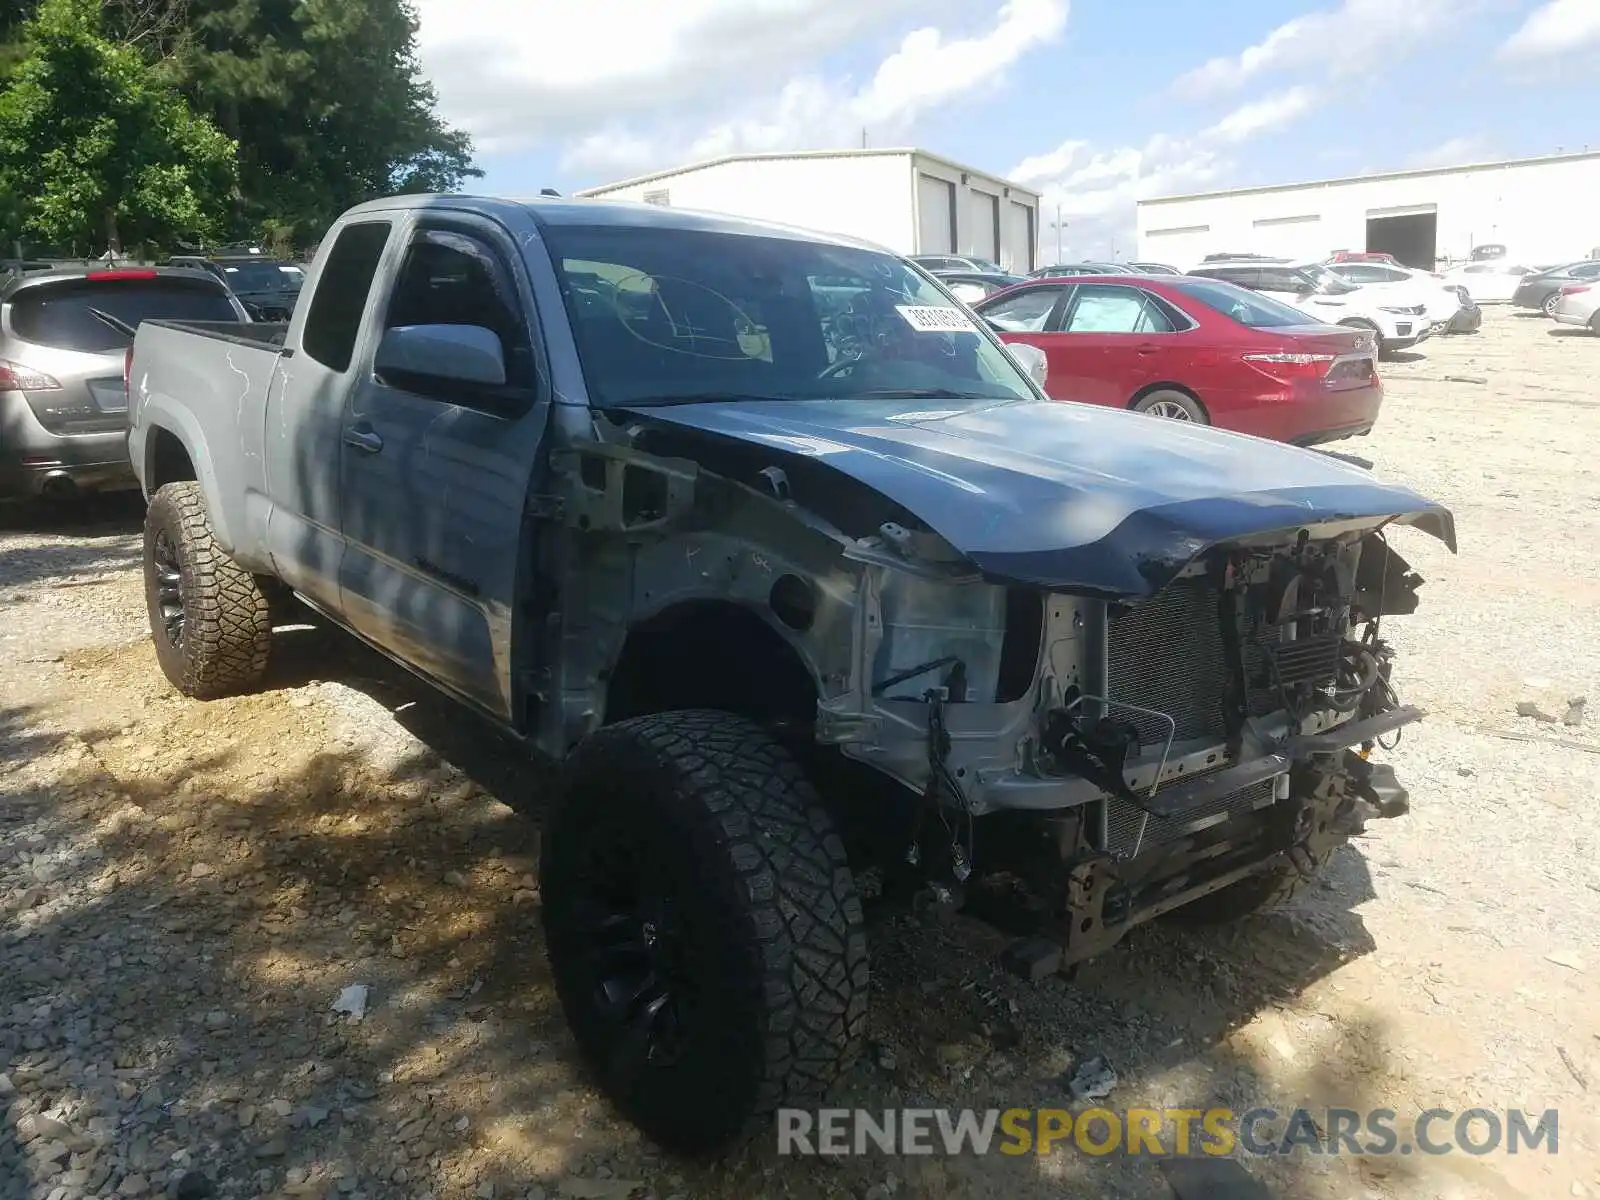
[182,0,479,244]
[0,0,236,251]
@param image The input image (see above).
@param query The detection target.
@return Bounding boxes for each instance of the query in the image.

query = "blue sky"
[413,0,1600,257]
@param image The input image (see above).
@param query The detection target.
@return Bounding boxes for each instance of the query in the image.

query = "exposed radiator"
[1108,578,1345,740]
[1102,774,1280,859]
[1107,580,1229,746]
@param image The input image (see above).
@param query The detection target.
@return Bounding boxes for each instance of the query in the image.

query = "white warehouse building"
[576,148,1040,273]
[1136,150,1600,271]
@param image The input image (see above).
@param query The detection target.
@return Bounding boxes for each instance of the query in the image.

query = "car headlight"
[1379,305,1423,315]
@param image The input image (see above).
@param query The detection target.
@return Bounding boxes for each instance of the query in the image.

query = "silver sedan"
[1551,283,1600,333]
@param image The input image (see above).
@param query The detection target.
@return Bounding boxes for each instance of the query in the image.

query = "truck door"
[336,214,547,721]
[264,218,396,611]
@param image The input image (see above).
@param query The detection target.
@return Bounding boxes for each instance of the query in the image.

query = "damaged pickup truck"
[125,195,1456,1154]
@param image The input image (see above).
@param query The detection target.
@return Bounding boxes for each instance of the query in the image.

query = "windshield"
[1301,265,1357,295]
[1165,277,1320,328]
[543,225,1037,407]
[219,260,304,293]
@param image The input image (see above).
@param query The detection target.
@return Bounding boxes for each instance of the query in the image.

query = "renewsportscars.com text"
[777,1107,1560,1158]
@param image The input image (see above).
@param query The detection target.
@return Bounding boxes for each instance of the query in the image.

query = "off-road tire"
[541,710,869,1155]
[1166,840,1337,925]
[143,481,272,700]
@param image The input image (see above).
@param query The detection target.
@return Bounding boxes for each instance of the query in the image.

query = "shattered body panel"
[536,387,1452,968]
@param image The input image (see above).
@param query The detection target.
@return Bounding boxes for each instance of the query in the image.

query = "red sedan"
[971,273,1383,446]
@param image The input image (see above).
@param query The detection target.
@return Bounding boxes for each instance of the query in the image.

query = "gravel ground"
[2,309,1597,1200]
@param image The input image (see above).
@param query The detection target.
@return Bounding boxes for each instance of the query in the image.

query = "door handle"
[343,425,384,454]
[1135,343,1161,355]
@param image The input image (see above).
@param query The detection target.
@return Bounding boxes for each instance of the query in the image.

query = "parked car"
[1510,261,1600,316]
[908,253,1005,274]
[1550,282,1600,332]
[168,251,306,320]
[1327,251,1402,266]
[1199,252,1288,263]
[125,192,1453,1155]
[1,265,248,500]
[1187,259,1431,357]
[1027,261,1122,278]
[1440,259,1536,303]
[1126,261,1182,274]
[925,269,1026,302]
[1470,243,1508,262]
[1323,260,1468,334]
[973,273,1383,445]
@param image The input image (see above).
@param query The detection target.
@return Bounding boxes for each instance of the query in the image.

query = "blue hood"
[618,396,1456,598]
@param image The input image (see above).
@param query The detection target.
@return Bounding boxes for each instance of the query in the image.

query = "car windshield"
[1302,265,1358,295]
[1165,277,1320,328]
[543,225,1037,407]
[219,260,304,293]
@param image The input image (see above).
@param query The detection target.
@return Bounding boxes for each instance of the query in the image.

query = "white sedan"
[1551,283,1600,332]
[1441,261,1536,303]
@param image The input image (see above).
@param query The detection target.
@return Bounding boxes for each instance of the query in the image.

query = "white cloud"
[1406,136,1489,169]
[561,0,1069,176]
[1008,86,1316,259]
[413,0,926,151]
[1203,87,1317,144]
[1175,0,1455,96]
[1500,0,1600,59]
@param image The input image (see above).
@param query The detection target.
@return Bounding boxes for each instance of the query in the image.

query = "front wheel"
[541,710,869,1154]
[1543,292,1561,317]
[1131,389,1207,423]
[143,481,272,699]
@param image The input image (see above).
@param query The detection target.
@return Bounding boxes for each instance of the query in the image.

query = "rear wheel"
[1543,292,1561,317]
[143,481,272,699]
[1131,389,1207,423]
[541,710,869,1154]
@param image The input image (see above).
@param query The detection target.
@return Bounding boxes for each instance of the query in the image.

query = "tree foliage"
[0,0,236,250]
[0,0,480,251]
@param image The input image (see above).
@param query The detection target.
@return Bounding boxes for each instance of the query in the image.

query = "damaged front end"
[560,398,1454,977]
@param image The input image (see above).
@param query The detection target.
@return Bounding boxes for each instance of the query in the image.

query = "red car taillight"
[1241,351,1336,383]
[0,359,62,392]
[1560,284,1591,296]
[123,345,135,397]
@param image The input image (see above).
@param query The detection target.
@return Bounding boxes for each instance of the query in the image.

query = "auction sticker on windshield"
[896,305,977,333]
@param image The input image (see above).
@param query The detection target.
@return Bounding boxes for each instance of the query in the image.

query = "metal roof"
[1139,148,1600,207]
[574,147,1042,200]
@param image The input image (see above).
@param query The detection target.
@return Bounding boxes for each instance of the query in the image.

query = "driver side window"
[980,286,1063,332]
[385,227,536,389]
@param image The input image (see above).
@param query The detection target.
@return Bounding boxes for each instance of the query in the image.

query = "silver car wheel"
[1145,399,1195,420]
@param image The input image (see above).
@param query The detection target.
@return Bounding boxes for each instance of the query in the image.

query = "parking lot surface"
[2,310,1597,1200]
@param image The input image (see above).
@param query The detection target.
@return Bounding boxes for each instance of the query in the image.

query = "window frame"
[977,283,1071,333]
[372,213,545,417]
[1057,283,1188,335]
[301,220,395,373]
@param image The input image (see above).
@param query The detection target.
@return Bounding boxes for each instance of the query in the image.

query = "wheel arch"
[603,597,822,733]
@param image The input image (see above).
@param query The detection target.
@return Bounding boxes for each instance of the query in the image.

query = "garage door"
[1005,201,1033,272]
[917,174,956,253]
[968,190,1000,262]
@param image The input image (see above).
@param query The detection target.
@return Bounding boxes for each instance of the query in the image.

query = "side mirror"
[1004,342,1049,389]
[375,323,507,390]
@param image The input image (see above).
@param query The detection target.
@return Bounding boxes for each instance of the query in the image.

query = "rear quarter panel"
[129,323,281,569]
